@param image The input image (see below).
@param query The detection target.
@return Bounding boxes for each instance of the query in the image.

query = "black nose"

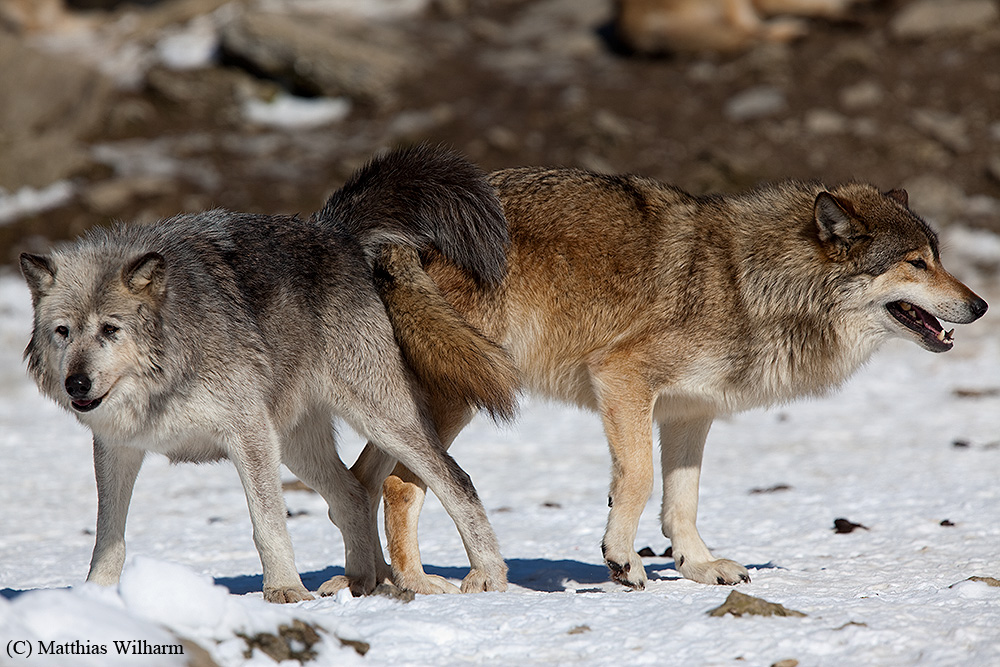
[65,374,92,399]
[972,297,989,321]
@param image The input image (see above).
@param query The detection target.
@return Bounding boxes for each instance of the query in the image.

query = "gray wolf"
[20,145,516,602]
[615,0,868,54]
[358,169,988,593]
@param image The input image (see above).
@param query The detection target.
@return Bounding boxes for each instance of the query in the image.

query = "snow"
[242,94,352,130]
[0,182,74,226]
[155,15,221,71]
[1,225,998,666]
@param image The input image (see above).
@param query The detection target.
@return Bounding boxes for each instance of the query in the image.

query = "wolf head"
[20,250,166,423]
[814,185,988,353]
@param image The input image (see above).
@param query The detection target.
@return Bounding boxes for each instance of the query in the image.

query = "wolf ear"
[814,192,867,254]
[20,253,56,299]
[123,252,165,299]
[885,188,908,207]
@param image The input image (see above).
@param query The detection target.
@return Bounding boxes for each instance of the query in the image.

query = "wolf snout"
[65,373,106,412]
[934,292,989,325]
[65,373,92,399]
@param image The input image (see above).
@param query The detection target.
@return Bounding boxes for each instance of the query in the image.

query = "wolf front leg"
[229,423,312,603]
[87,438,143,586]
[281,408,380,597]
[593,370,656,590]
[658,416,750,585]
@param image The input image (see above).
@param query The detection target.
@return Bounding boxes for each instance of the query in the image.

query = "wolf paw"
[605,552,647,590]
[677,557,750,586]
[318,574,376,597]
[263,585,314,604]
[394,571,461,595]
[460,568,508,593]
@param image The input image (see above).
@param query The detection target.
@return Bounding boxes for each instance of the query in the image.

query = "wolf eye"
[54,325,69,337]
[908,259,928,270]
[102,323,120,336]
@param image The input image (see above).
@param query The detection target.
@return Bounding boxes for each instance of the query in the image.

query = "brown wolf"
[354,168,988,593]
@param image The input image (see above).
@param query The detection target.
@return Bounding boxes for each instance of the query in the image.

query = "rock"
[891,0,999,40]
[805,109,849,135]
[218,11,421,106]
[833,518,868,534]
[0,0,68,33]
[485,126,519,152]
[966,576,1000,587]
[707,591,807,618]
[986,156,1000,186]
[725,86,787,122]
[238,620,323,663]
[81,176,175,215]
[386,104,456,142]
[373,582,416,602]
[949,576,1000,589]
[0,36,111,190]
[839,80,884,111]
[912,109,971,153]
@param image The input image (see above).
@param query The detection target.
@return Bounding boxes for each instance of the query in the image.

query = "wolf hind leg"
[374,426,506,593]
[346,398,506,593]
[658,416,750,586]
[281,408,380,597]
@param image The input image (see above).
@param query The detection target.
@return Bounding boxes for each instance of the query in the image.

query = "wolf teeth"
[936,329,955,343]
[900,302,913,312]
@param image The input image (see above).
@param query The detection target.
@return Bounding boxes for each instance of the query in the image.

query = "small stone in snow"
[834,518,868,534]
[707,590,806,618]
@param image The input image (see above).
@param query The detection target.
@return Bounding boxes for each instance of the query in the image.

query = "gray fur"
[20,145,510,602]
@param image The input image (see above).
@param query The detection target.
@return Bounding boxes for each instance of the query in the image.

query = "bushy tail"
[316,144,508,286]
[373,245,519,422]
[319,144,518,420]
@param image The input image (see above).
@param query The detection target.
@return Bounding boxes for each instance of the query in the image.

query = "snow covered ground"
[1,226,998,666]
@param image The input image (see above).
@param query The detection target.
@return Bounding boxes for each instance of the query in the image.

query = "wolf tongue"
[913,304,943,333]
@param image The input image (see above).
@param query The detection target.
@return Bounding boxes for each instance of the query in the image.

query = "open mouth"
[886,301,954,352]
[71,394,106,413]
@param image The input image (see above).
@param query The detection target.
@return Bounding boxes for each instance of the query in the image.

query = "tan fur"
[615,0,867,54]
[362,167,987,593]
[374,245,519,422]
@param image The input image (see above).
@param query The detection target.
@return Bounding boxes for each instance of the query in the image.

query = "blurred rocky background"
[1,0,999,264]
